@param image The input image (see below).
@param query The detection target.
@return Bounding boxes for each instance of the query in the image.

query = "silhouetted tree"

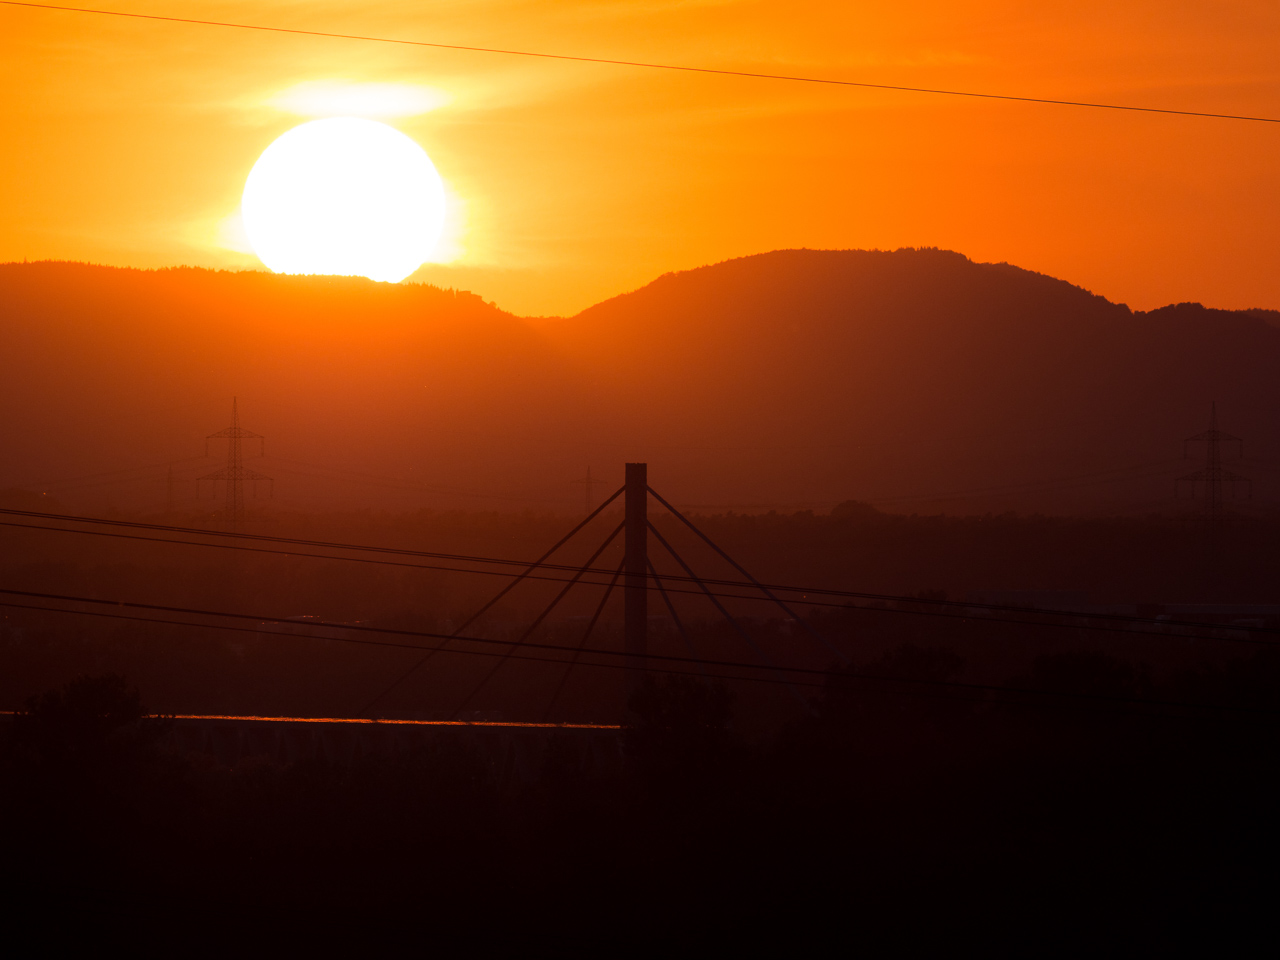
[831,500,883,521]
[11,673,150,771]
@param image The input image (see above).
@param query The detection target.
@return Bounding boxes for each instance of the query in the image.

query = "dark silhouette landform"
[2,248,1278,515]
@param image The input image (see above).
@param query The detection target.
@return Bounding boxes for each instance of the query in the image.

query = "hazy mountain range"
[2,248,1277,515]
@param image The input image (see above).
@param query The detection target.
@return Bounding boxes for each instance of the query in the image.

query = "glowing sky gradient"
[1,1,1278,315]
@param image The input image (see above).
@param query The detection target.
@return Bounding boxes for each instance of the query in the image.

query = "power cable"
[0,515,835,618]
[3,589,1277,721]
[0,598,1133,724]
[0,518,643,587]
[0,506,620,577]
[4,506,1280,645]
[1,2,1276,124]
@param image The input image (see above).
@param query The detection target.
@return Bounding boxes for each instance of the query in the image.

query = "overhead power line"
[25,514,1225,654]
[0,517,624,587]
[2,587,1275,720]
[3,1,1276,124]
[0,504,615,576]
[3,505,1280,644]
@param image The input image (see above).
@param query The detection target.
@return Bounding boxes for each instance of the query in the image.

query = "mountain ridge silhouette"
[2,249,1277,514]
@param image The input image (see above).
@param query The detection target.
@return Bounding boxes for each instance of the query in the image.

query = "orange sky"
[1,1,1277,316]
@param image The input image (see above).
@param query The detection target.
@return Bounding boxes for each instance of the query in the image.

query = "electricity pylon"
[199,398,272,529]
[572,466,602,517]
[1176,402,1250,525]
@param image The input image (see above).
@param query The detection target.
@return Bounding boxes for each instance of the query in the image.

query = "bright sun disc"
[242,117,446,283]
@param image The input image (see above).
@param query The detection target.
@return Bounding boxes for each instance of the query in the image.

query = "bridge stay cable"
[646,519,807,708]
[647,557,706,678]
[358,485,624,716]
[448,522,625,720]
[540,563,624,721]
[648,485,844,663]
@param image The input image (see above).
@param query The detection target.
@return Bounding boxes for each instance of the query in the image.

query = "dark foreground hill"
[1,251,1277,513]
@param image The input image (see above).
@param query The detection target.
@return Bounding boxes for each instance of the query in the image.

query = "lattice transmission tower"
[572,466,603,517]
[199,398,272,529]
[1176,402,1250,524]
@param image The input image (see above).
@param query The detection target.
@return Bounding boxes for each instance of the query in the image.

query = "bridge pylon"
[624,462,648,704]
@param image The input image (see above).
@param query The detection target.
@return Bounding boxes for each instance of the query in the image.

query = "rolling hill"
[2,249,1277,515]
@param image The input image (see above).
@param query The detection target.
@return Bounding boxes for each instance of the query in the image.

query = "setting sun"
[241,117,446,283]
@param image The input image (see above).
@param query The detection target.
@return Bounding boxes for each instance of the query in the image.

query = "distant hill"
[1,251,1278,515]
[0,262,590,511]
[537,249,1280,513]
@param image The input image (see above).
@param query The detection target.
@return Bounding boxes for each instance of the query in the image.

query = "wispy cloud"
[265,80,452,118]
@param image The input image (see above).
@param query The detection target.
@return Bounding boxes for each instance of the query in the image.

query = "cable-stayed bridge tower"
[358,459,842,723]
[199,398,272,529]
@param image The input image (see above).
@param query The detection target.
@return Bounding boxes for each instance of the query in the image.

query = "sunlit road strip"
[0,710,618,729]
[168,714,619,729]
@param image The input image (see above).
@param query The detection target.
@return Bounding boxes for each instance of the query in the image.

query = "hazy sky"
[2,1,1278,316]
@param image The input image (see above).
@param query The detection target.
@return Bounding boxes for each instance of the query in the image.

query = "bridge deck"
[157,714,624,783]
